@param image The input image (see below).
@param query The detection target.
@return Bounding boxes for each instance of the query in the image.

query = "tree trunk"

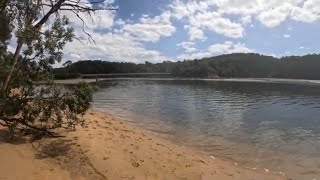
[2,41,23,91]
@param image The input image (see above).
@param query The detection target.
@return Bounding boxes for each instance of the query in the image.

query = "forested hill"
[53,53,320,80]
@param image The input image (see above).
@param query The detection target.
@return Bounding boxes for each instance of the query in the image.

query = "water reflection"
[93,79,320,179]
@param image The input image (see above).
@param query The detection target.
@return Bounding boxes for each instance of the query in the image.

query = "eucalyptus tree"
[0,0,114,136]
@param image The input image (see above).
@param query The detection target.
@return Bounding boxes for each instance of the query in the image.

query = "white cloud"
[177,41,197,53]
[209,41,253,54]
[59,8,115,31]
[69,53,81,59]
[90,11,115,29]
[208,41,233,54]
[64,33,166,63]
[96,0,115,8]
[169,0,209,20]
[122,11,176,42]
[7,44,15,53]
[48,0,175,63]
[44,0,320,65]
[142,14,149,18]
[256,3,293,28]
[232,42,254,53]
[190,11,244,39]
[59,2,171,64]
[178,41,253,60]
[291,0,320,23]
[171,0,318,29]
[115,19,126,26]
[184,25,206,41]
[170,1,244,40]
[214,0,305,27]
[215,0,260,15]
[241,15,252,25]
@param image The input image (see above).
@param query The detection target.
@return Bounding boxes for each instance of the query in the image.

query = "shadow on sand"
[0,129,28,145]
[0,127,74,159]
[33,139,75,159]
[0,127,107,179]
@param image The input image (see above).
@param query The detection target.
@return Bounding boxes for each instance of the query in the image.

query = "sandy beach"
[0,109,286,180]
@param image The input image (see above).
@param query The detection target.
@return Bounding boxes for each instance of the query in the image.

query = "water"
[92,79,320,179]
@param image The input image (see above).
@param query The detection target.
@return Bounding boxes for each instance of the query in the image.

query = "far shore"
[53,77,320,85]
[0,109,286,180]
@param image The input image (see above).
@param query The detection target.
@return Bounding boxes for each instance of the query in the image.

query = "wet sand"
[0,109,286,180]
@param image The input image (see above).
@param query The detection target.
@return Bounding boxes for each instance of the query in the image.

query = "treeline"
[53,53,320,80]
[53,61,177,79]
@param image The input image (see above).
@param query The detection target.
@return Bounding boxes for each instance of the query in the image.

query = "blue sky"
[60,0,320,64]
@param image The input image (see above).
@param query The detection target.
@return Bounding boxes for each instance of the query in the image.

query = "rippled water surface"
[92,79,320,179]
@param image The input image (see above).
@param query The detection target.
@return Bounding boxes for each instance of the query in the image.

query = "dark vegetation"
[54,53,320,80]
[0,0,110,137]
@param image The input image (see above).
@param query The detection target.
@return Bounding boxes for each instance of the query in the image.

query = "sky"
[59,0,320,64]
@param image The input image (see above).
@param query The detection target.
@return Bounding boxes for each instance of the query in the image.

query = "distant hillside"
[53,53,320,80]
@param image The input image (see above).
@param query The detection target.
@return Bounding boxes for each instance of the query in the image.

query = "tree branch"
[34,0,66,29]
[1,117,53,134]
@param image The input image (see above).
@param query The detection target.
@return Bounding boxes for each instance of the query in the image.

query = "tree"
[0,0,114,137]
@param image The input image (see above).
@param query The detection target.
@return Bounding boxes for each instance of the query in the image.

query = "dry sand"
[0,110,287,180]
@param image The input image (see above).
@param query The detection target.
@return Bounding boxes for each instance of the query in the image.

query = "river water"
[92,79,320,179]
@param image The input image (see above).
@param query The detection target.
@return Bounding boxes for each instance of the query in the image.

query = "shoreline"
[54,77,320,86]
[0,109,286,179]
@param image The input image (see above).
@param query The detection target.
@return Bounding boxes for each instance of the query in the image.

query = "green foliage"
[171,60,216,78]
[0,0,95,136]
[0,82,95,135]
